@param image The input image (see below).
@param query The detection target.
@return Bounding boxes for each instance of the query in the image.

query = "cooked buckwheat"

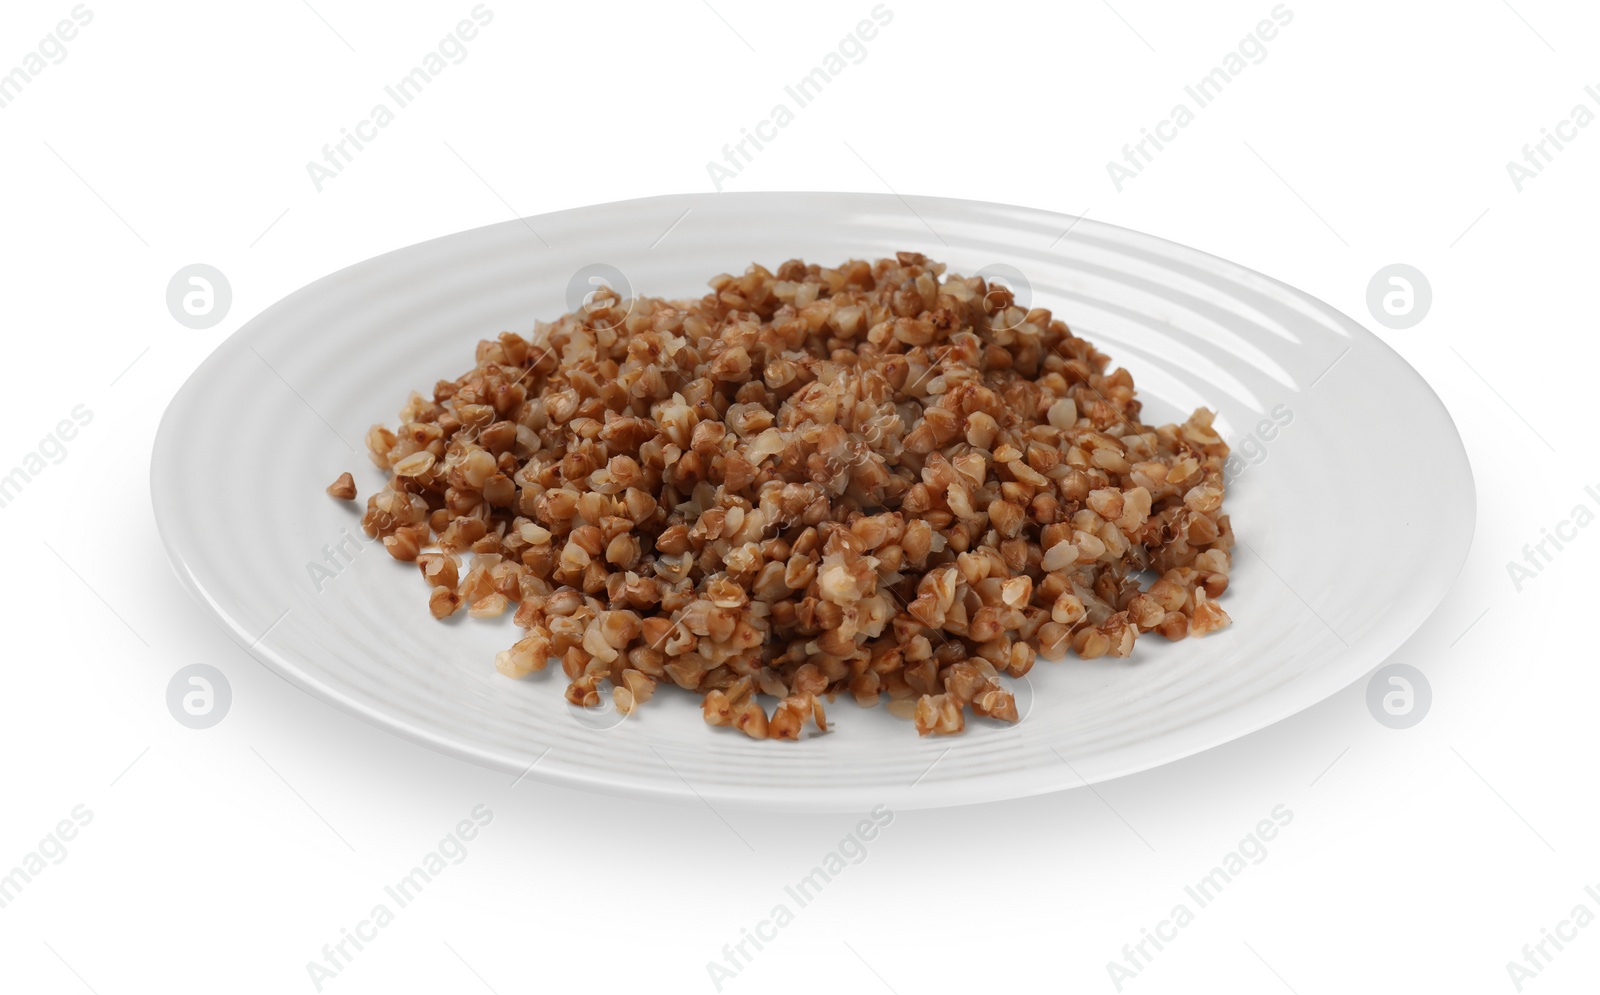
[357,253,1233,739]
[326,471,358,501]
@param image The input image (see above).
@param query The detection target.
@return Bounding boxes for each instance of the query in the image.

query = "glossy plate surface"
[151,192,1474,811]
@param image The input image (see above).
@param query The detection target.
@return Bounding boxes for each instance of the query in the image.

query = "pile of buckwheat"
[352,253,1232,740]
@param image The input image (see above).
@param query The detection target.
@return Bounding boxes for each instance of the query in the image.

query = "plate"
[151,192,1474,811]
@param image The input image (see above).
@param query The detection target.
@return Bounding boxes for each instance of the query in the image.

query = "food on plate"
[355,253,1233,739]
[326,471,357,501]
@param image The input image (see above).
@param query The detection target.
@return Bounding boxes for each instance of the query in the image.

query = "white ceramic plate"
[151,192,1474,812]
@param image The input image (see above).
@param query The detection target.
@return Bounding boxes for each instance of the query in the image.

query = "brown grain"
[355,253,1234,739]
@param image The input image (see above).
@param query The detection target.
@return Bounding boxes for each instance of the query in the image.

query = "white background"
[1,0,1597,992]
